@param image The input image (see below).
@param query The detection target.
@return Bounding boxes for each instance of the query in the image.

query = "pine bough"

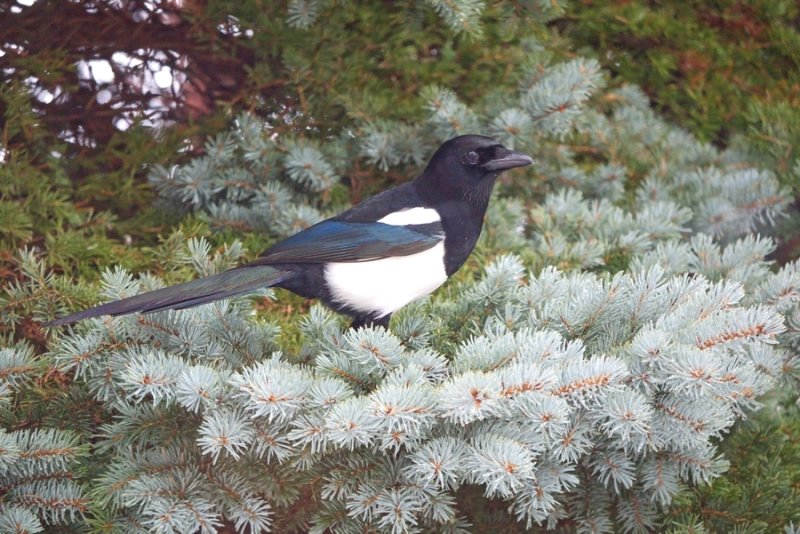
[2,53,800,533]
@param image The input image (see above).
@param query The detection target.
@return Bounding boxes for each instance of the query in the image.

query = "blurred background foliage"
[562,0,800,264]
[1,0,798,530]
[564,1,799,148]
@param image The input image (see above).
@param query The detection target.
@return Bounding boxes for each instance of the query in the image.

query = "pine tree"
[2,1,799,533]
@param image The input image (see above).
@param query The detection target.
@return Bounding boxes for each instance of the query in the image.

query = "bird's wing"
[254,219,443,265]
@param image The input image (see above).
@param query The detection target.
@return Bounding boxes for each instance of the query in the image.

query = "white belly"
[324,242,447,318]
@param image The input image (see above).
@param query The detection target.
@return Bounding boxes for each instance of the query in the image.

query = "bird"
[47,135,533,329]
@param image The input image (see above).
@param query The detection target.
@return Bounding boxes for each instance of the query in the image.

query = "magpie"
[47,135,533,329]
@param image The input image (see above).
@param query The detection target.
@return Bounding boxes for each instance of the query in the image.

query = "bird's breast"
[323,241,447,318]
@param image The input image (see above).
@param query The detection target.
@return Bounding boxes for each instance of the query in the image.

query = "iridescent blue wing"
[254,220,443,264]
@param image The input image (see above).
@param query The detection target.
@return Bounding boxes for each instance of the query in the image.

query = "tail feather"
[46,265,291,327]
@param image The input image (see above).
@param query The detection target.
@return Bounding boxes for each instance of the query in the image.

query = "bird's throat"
[462,175,497,211]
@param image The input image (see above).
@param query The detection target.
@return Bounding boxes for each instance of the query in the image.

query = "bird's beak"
[482,148,534,172]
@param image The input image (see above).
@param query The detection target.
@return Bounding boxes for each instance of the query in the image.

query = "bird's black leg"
[350,314,392,330]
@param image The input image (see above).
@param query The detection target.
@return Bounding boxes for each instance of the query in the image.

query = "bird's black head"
[417,135,533,207]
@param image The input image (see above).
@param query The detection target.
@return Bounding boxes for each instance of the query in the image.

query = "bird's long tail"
[46,265,292,327]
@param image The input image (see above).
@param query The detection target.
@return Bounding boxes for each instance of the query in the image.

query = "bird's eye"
[464,151,480,165]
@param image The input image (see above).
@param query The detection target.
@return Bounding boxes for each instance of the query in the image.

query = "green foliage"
[2,0,800,532]
[235,0,570,157]
[561,1,800,260]
[6,232,797,531]
[6,43,800,530]
[562,0,800,146]
[666,396,800,532]
[0,84,211,287]
[0,151,133,274]
[148,115,348,240]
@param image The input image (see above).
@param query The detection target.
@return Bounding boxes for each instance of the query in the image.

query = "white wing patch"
[378,207,441,226]
[324,241,447,318]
